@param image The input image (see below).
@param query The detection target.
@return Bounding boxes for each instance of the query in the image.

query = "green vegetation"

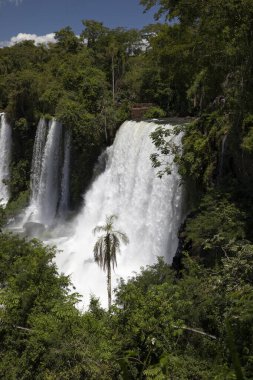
[144,106,166,119]
[0,230,252,379]
[1,0,253,378]
[0,22,147,210]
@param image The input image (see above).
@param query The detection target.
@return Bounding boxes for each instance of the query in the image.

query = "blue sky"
[0,0,158,44]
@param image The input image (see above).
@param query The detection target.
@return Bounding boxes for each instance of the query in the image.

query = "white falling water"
[0,113,12,207]
[30,118,47,201]
[24,118,63,226]
[56,121,183,308]
[219,134,228,178]
[58,130,71,218]
[35,118,62,224]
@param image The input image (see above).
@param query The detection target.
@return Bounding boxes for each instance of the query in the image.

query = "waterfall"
[58,130,71,218]
[219,134,228,178]
[56,120,183,308]
[0,113,12,207]
[35,118,62,224]
[23,118,63,227]
[30,118,47,201]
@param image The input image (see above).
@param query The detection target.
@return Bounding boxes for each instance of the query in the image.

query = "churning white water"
[0,113,12,207]
[56,121,183,308]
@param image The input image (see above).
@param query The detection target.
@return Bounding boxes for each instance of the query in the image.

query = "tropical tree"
[93,215,129,308]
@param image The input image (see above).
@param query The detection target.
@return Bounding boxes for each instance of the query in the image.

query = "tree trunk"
[106,234,112,309]
[107,262,112,309]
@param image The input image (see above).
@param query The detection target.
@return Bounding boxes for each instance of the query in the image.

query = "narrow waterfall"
[219,134,228,178]
[56,120,183,307]
[30,118,47,201]
[0,113,12,207]
[58,130,71,217]
[35,118,62,224]
[24,118,64,227]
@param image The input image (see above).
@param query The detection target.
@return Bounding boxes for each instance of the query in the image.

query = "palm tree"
[93,215,129,308]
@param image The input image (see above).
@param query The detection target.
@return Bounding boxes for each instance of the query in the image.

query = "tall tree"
[93,215,129,308]
[54,26,81,53]
[81,19,108,49]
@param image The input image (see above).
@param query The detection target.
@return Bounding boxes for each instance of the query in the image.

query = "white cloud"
[0,0,23,5]
[0,33,56,48]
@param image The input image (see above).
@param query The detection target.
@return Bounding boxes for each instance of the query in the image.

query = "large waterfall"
[56,120,183,308]
[0,113,12,207]
[23,118,69,227]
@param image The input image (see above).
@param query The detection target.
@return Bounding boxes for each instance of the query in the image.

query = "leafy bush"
[241,115,253,153]
[144,106,166,119]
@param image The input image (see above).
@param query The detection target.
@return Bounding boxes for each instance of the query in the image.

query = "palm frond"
[93,225,106,235]
[93,237,106,269]
[106,214,117,225]
[93,215,118,235]
[93,214,129,272]
[110,234,120,269]
[113,230,129,245]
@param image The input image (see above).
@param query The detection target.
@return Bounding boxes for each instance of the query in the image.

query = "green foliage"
[1,4,253,379]
[144,106,166,119]
[54,27,82,53]
[143,0,253,210]
[184,192,245,258]
[0,234,117,379]
[241,115,253,153]
[111,252,253,379]
[150,124,183,177]
[0,234,252,379]
[0,21,144,208]
[241,128,253,153]
[4,190,29,219]
[0,205,5,230]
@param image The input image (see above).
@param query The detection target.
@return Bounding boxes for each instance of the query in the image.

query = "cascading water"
[36,118,62,224]
[56,120,183,308]
[30,118,47,201]
[0,113,12,207]
[58,130,71,218]
[23,118,63,226]
[219,134,228,178]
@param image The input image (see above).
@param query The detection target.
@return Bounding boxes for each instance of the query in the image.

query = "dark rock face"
[131,103,154,120]
[172,212,196,274]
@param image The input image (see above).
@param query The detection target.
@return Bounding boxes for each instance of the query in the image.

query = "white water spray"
[56,121,183,308]
[0,113,12,207]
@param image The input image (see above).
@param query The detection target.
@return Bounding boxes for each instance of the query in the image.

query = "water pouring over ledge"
[55,120,183,308]
[20,118,70,230]
[0,113,12,207]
